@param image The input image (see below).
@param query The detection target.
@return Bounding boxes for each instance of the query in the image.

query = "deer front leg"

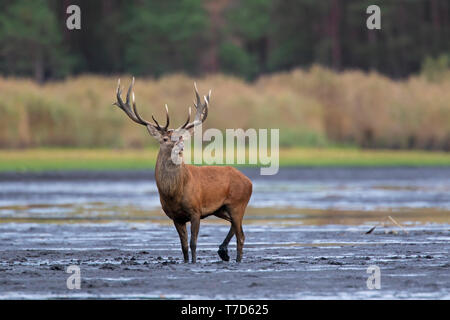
[190,216,200,263]
[174,221,189,263]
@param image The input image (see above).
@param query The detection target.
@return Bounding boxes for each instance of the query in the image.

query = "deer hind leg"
[227,206,246,262]
[174,221,189,263]
[218,226,234,262]
[232,218,245,262]
[213,206,234,262]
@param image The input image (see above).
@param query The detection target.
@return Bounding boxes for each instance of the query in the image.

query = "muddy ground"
[0,168,449,299]
[0,222,448,299]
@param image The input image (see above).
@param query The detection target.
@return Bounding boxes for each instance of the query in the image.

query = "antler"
[113,77,169,131]
[177,82,211,131]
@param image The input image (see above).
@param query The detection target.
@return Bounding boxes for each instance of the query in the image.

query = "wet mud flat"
[0,222,448,299]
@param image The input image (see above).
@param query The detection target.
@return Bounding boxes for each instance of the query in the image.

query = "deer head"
[113,78,211,162]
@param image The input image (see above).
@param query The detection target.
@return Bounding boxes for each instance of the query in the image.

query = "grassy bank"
[0,148,449,172]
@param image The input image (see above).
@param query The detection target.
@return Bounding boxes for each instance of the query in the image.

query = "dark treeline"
[0,0,449,82]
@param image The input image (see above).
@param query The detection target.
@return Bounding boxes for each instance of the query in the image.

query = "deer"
[113,78,252,263]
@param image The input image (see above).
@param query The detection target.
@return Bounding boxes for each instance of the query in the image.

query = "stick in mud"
[365,216,408,235]
[387,215,408,234]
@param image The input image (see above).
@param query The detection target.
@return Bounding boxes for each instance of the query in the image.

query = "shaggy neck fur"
[155,147,187,197]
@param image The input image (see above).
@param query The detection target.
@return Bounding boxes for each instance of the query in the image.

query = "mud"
[0,168,448,299]
[0,222,448,299]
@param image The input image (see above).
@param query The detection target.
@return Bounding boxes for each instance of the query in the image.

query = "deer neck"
[154,147,187,197]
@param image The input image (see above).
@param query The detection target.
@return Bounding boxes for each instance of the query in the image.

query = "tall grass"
[0,66,449,150]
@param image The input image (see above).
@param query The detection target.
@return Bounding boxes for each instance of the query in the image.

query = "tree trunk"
[34,47,44,83]
[329,0,341,70]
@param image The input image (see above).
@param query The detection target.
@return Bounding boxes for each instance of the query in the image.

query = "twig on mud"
[387,215,408,234]
[365,216,408,235]
[365,226,376,234]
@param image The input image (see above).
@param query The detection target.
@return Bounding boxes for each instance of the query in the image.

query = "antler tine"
[113,77,170,132]
[126,77,133,105]
[182,83,211,130]
[151,115,162,130]
[114,78,143,125]
[177,107,192,130]
[149,105,169,130]
[163,104,170,130]
[202,92,210,121]
[131,88,153,127]
[203,90,211,114]
[129,77,160,128]
[194,82,201,108]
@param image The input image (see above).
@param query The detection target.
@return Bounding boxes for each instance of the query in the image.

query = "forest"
[0,0,449,82]
[0,0,449,151]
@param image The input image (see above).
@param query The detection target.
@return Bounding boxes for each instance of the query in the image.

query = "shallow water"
[0,167,449,299]
[0,167,449,224]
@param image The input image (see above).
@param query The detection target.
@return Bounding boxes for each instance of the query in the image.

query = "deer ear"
[146,125,163,140]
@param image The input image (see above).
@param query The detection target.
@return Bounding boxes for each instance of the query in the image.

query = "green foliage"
[421,54,450,82]
[225,0,271,41]
[220,0,271,78]
[120,0,208,76]
[279,128,329,148]
[0,0,449,80]
[0,0,74,81]
[219,42,258,79]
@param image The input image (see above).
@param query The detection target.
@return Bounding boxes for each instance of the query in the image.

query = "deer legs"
[174,221,189,263]
[218,222,245,262]
[173,217,201,264]
[218,211,245,262]
[231,218,245,263]
[190,216,200,263]
[218,227,234,262]
[174,213,245,263]
[174,219,199,264]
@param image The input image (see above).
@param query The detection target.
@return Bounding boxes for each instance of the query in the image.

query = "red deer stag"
[113,78,252,263]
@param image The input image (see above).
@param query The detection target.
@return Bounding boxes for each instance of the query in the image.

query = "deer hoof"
[218,248,230,261]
